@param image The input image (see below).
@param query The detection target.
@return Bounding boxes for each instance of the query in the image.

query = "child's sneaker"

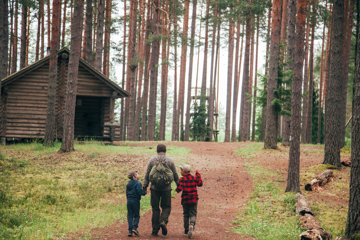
[128,230,133,237]
[132,229,139,236]
[160,222,167,236]
[188,225,194,239]
[184,230,188,237]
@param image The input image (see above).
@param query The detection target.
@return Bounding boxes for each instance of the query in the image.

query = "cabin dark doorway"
[74,96,104,138]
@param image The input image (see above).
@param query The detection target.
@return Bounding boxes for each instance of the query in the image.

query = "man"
[143,144,179,236]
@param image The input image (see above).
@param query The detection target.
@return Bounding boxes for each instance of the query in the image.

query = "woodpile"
[305,170,333,191]
[296,193,332,240]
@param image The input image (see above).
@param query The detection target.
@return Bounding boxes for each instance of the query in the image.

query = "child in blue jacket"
[126,170,146,237]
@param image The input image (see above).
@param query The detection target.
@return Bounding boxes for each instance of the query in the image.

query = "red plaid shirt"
[176,171,203,205]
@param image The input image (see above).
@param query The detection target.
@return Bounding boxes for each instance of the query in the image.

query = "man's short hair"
[157,144,166,153]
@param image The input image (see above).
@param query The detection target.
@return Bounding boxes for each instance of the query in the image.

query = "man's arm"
[168,158,179,186]
[143,158,154,190]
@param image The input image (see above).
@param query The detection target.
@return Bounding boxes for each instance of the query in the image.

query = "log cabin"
[0,48,129,144]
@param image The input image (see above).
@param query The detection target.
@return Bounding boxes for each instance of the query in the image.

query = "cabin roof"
[1,48,129,98]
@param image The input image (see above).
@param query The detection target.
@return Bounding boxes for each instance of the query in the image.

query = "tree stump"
[305,170,333,191]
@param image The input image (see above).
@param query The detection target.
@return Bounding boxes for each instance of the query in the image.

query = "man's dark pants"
[182,202,198,232]
[150,189,172,232]
[127,199,140,231]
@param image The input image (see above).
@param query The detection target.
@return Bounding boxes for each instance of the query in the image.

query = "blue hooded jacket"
[126,180,146,201]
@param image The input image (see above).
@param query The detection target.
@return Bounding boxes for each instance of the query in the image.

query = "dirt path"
[85,142,255,240]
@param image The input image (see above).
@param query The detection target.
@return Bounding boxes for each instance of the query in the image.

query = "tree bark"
[285,0,307,193]
[225,18,235,142]
[119,0,126,140]
[61,0,84,152]
[171,10,179,141]
[95,0,105,71]
[184,0,197,141]
[82,0,93,63]
[251,18,259,141]
[20,2,27,69]
[240,17,252,142]
[231,20,241,142]
[282,0,296,146]
[339,0,355,148]
[147,0,161,140]
[178,0,189,141]
[264,0,282,149]
[200,0,209,106]
[159,0,169,141]
[61,0,67,47]
[323,0,345,168]
[301,17,310,143]
[0,0,8,81]
[306,0,317,144]
[44,0,61,146]
[103,0,111,77]
[11,0,18,73]
[317,0,327,144]
[126,0,138,141]
[345,3,360,235]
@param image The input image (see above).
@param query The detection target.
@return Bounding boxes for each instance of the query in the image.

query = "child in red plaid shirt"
[176,164,203,239]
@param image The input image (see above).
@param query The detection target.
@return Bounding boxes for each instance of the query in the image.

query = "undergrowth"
[0,142,187,239]
[233,143,304,240]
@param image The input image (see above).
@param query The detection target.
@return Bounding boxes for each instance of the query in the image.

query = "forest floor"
[69,141,351,240]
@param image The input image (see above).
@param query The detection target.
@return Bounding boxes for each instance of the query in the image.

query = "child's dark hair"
[157,144,166,153]
[128,170,137,180]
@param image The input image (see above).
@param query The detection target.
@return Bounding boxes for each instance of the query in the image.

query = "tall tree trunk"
[177,0,189,141]
[323,4,333,106]
[120,0,126,140]
[35,0,41,61]
[40,0,45,59]
[61,0,67,47]
[285,0,307,193]
[11,0,18,73]
[172,21,179,141]
[200,0,209,107]
[0,0,8,80]
[184,0,197,141]
[95,0,105,71]
[317,0,327,144]
[82,0,93,63]
[20,2,27,69]
[208,0,217,142]
[147,0,161,140]
[141,1,152,140]
[345,6,360,235]
[159,0,169,141]
[264,0,282,149]
[301,17,310,143]
[231,20,241,142]
[44,0,61,146]
[282,0,296,146]
[103,0,111,77]
[47,0,50,50]
[260,7,272,141]
[306,0,317,144]
[126,0,138,141]
[25,7,30,67]
[248,19,255,140]
[323,0,344,168]
[251,18,259,141]
[225,18,235,142]
[240,17,252,141]
[61,0,84,152]
[339,0,355,148]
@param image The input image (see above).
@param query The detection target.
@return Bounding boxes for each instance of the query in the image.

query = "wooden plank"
[6,113,47,120]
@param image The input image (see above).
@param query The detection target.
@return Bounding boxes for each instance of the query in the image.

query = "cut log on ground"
[341,160,351,167]
[296,194,332,240]
[296,193,312,215]
[305,170,333,191]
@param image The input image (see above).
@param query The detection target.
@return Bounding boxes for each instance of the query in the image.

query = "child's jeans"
[182,202,198,232]
[127,199,140,231]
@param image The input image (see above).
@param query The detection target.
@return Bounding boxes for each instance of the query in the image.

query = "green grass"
[232,143,304,239]
[0,141,184,239]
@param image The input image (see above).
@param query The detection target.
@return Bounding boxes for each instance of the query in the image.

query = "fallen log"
[305,170,333,191]
[296,194,332,240]
[341,160,351,167]
[296,193,312,216]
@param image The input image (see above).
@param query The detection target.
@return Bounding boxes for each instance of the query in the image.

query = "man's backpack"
[149,157,174,187]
